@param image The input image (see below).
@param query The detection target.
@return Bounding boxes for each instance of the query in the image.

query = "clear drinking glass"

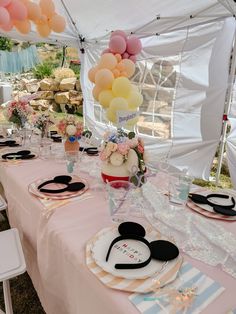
[106,180,143,223]
[65,151,79,175]
[168,173,193,206]
[40,138,53,160]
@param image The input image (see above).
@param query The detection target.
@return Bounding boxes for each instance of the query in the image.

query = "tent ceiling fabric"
[0,0,235,45]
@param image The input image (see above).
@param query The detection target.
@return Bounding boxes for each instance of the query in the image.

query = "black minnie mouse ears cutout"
[106,222,179,269]
[189,193,236,216]
[38,175,85,194]
[2,150,35,160]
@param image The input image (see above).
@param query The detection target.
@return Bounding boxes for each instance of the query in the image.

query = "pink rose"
[117,143,130,155]
[100,150,107,161]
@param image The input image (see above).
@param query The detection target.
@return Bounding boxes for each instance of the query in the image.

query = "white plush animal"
[101,149,139,180]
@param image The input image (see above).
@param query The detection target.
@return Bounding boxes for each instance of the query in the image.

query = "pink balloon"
[111,30,127,41]
[0,0,11,6]
[109,35,126,54]
[129,55,137,63]
[122,52,130,59]
[0,7,10,25]
[0,19,13,31]
[101,48,110,55]
[126,36,142,55]
[7,0,27,21]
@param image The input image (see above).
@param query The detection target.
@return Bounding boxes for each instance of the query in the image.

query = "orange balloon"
[95,69,114,89]
[49,14,66,33]
[88,66,98,83]
[37,22,51,37]
[92,85,102,101]
[26,2,42,21]
[14,19,31,34]
[39,0,55,18]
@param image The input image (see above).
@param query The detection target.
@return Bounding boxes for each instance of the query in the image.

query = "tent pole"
[215,29,236,185]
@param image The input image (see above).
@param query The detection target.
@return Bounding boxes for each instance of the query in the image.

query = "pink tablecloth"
[0,158,236,314]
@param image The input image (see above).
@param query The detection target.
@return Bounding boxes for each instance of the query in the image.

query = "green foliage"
[0,37,13,51]
[32,62,54,79]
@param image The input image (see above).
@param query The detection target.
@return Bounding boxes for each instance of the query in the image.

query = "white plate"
[91,227,181,280]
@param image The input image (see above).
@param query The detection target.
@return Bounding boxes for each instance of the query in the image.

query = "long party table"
[0,155,236,314]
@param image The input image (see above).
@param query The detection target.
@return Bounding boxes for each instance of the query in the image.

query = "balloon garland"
[0,0,66,37]
[88,30,143,127]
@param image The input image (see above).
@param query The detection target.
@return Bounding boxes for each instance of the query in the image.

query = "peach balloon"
[7,0,27,20]
[115,54,122,62]
[120,71,128,77]
[49,14,66,33]
[0,0,11,7]
[119,59,135,78]
[14,19,31,34]
[37,22,51,37]
[26,2,42,21]
[98,53,117,70]
[34,14,47,25]
[0,7,10,25]
[0,19,13,30]
[95,69,114,89]
[116,62,125,72]
[39,0,55,18]
[92,85,102,101]
[88,66,98,83]
[112,68,120,78]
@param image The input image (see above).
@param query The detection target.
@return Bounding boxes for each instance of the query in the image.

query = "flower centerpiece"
[5,99,34,129]
[100,129,146,183]
[33,111,54,139]
[57,116,83,152]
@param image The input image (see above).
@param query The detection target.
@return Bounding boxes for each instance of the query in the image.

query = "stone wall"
[13,77,83,115]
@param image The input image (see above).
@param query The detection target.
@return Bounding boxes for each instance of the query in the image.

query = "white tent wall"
[81,18,235,179]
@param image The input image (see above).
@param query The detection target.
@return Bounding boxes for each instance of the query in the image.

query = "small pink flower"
[129,138,138,148]
[117,143,130,155]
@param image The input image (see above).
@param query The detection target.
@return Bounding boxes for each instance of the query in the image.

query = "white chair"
[0,195,7,222]
[0,229,26,314]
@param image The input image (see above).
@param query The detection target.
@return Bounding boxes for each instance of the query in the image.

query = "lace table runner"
[142,182,236,278]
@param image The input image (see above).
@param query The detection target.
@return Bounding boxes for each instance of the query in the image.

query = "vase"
[64,138,80,152]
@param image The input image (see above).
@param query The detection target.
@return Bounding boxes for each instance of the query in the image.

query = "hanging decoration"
[88,30,143,128]
[0,0,66,38]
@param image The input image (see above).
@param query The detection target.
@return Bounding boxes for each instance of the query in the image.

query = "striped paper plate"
[86,227,183,293]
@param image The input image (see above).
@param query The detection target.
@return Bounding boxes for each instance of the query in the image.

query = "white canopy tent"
[1,0,236,181]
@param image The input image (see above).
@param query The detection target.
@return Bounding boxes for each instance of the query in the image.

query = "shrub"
[33,62,54,79]
[0,37,13,51]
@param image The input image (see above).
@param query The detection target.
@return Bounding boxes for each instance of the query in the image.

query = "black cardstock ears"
[106,222,179,269]
[37,175,85,194]
[2,150,35,160]
[189,193,236,215]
